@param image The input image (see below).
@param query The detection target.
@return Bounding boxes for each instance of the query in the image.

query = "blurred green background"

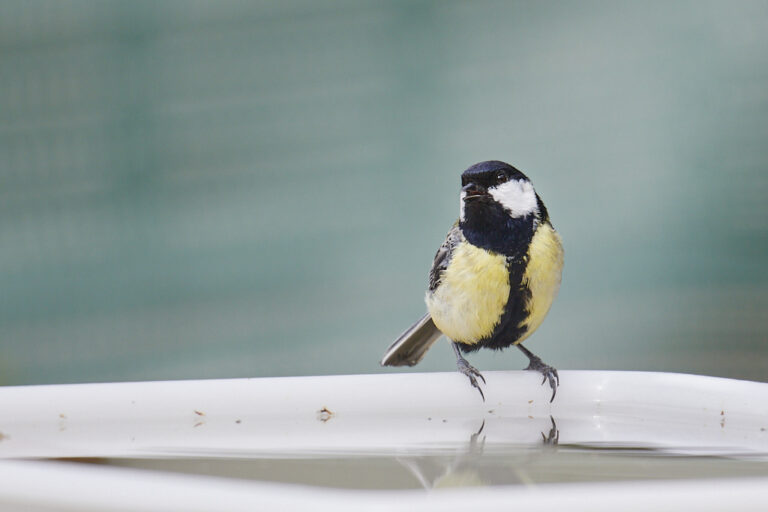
[1,1,766,386]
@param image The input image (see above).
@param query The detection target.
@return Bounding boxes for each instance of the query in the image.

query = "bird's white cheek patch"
[459,191,467,221]
[490,179,538,217]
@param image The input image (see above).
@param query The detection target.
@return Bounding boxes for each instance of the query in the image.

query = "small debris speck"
[59,413,67,419]
[528,415,534,419]
[761,427,766,432]
[442,419,447,423]
[0,432,8,442]
[235,419,242,424]
[488,409,495,414]
[528,400,534,404]
[427,417,432,421]
[317,407,334,423]
[720,410,725,416]
[194,410,205,416]
[194,422,204,428]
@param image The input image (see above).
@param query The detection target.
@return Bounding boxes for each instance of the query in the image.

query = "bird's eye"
[495,172,508,183]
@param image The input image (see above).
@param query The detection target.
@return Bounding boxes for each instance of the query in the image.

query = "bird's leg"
[541,416,559,446]
[452,342,486,401]
[516,343,559,402]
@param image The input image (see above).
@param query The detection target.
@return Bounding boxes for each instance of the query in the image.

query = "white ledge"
[0,459,768,512]
[0,370,767,459]
[1,371,768,511]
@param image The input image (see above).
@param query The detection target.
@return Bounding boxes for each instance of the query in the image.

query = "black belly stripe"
[457,254,531,353]
[454,199,537,353]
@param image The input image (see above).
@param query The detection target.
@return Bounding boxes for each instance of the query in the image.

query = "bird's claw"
[525,356,559,402]
[457,358,486,401]
[541,416,559,445]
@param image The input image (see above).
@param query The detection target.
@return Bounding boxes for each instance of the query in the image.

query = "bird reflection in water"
[398,416,560,489]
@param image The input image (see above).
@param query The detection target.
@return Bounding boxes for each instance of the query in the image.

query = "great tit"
[381,160,564,401]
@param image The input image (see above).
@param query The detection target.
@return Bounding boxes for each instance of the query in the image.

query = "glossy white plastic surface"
[0,371,767,510]
[0,459,767,512]
[1,371,767,459]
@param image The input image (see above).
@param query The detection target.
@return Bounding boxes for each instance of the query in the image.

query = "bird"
[380,160,564,401]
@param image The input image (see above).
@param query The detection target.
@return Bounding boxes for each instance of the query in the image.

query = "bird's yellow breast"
[517,223,563,343]
[425,242,509,344]
[425,223,563,346]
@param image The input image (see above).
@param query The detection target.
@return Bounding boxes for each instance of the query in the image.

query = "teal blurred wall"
[1,1,767,385]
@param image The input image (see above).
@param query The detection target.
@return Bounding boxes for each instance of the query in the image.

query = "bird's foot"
[541,416,559,446]
[524,355,559,402]
[456,357,486,401]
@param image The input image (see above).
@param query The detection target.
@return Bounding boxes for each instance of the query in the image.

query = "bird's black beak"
[462,182,487,201]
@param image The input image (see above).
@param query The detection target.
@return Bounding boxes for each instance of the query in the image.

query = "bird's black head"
[461,160,529,193]
[459,160,545,255]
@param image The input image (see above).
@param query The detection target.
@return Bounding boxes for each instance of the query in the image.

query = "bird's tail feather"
[380,313,443,367]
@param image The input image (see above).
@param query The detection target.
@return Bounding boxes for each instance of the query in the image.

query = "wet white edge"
[1,371,767,458]
[1,458,768,512]
[0,371,767,510]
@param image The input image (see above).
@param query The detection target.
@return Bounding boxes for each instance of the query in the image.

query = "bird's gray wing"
[381,223,463,367]
[428,222,463,292]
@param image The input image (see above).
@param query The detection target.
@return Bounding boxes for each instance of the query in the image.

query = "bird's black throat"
[458,198,535,353]
[460,199,534,258]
